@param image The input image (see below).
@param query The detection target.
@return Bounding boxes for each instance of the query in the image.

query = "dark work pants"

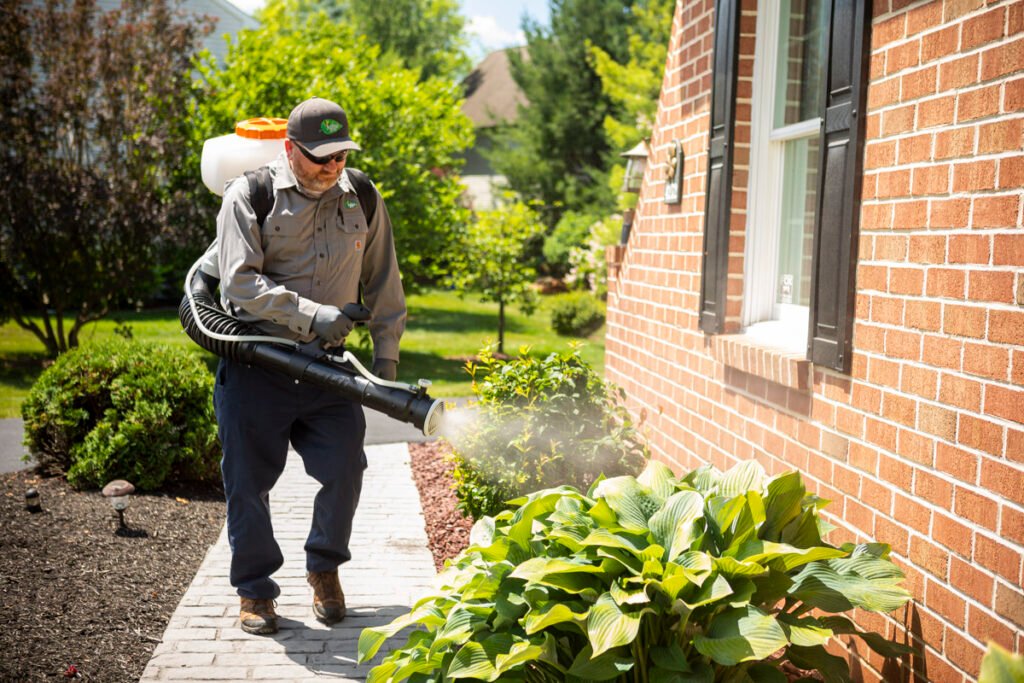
[214,358,367,600]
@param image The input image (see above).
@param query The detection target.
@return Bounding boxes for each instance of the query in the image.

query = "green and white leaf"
[523,601,589,635]
[592,476,661,531]
[567,644,635,680]
[719,461,766,497]
[649,490,706,560]
[638,460,678,502]
[692,605,788,666]
[587,592,648,656]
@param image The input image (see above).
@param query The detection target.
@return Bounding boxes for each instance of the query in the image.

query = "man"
[214,96,406,635]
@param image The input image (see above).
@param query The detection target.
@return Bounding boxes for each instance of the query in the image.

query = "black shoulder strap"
[244,166,274,228]
[345,167,378,225]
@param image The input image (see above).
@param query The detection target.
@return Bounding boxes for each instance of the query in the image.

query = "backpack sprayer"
[177,118,445,437]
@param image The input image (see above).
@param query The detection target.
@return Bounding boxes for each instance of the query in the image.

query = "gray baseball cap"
[286,97,361,155]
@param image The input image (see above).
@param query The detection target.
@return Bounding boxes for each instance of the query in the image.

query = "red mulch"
[408,441,473,571]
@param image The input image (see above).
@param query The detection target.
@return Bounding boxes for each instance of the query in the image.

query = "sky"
[225,0,550,62]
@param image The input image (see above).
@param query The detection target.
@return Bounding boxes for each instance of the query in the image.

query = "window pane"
[774,0,827,128]
[776,135,819,308]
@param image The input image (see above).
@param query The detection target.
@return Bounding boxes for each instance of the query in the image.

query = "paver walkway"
[140,442,436,682]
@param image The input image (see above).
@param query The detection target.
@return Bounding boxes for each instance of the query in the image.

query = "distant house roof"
[95,0,257,66]
[461,48,528,129]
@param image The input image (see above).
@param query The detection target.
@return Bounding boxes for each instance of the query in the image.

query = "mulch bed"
[0,469,225,683]
[408,440,473,571]
[0,441,470,682]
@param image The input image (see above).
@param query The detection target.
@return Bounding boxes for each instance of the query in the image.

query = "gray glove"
[372,358,398,381]
[311,305,355,345]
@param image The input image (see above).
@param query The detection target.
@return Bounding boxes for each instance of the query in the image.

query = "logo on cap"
[320,119,343,135]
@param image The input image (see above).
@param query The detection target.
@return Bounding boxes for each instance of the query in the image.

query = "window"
[699,0,872,373]
[743,0,828,349]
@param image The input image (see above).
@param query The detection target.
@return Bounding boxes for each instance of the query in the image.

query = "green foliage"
[190,1,474,286]
[591,0,674,210]
[488,0,636,227]
[980,643,1024,683]
[358,460,914,681]
[543,211,601,279]
[445,198,546,353]
[550,292,605,336]
[446,345,646,520]
[568,214,622,296]
[281,0,470,80]
[0,0,212,356]
[21,339,220,490]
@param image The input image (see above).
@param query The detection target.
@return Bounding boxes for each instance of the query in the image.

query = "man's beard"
[294,165,341,196]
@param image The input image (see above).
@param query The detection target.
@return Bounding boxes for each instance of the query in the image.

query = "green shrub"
[543,210,600,278]
[550,291,605,336]
[446,344,646,520]
[359,460,914,681]
[22,339,220,490]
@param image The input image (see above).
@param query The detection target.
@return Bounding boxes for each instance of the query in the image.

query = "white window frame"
[742,0,822,351]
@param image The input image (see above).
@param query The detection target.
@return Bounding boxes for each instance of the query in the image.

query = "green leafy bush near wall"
[22,339,220,490]
[550,292,606,337]
[447,345,646,520]
[359,459,914,682]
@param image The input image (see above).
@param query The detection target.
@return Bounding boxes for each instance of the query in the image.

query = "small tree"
[0,0,211,356]
[446,198,545,354]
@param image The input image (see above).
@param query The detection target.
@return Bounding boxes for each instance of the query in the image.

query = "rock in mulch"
[408,441,472,571]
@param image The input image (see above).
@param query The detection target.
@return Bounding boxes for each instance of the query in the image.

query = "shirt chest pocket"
[260,214,306,262]
[332,200,368,259]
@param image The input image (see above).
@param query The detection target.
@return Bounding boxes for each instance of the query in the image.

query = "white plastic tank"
[200,118,287,196]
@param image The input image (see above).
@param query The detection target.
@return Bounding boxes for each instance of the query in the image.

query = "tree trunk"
[498,298,505,355]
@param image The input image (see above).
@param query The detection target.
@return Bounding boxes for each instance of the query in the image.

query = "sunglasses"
[294,142,349,165]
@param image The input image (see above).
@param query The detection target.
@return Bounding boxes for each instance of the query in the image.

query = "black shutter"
[698,0,741,334]
[807,0,872,372]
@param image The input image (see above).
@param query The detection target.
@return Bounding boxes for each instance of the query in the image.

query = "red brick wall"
[604,1,1024,680]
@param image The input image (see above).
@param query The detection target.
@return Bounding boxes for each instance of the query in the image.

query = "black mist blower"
[178,267,444,436]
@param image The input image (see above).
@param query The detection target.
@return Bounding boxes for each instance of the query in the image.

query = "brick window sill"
[708,333,811,391]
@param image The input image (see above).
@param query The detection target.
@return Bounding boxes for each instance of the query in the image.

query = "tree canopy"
[0,0,211,356]
[190,2,474,286]
[445,197,545,354]
[487,0,636,228]
[264,0,470,80]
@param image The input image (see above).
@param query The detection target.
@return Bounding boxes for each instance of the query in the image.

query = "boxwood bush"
[447,345,646,520]
[22,338,220,490]
[359,460,914,681]
[550,292,605,337]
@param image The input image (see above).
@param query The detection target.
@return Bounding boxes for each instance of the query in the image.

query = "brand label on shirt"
[344,198,358,209]
[355,239,363,251]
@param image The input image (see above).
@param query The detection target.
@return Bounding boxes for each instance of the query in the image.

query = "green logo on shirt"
[344,198,358,209]
[320,118,343,135]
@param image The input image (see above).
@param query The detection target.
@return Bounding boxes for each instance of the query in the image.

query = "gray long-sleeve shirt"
[208,153,406,361]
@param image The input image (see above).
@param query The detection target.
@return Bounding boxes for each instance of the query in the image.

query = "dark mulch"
[0,469,225,683]
[408,440,472,571]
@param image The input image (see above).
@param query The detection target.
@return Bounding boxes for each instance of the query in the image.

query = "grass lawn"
[0,289,605,418]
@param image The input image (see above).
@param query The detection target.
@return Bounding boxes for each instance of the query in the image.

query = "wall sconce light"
[621,139,650,194]
[102,479,135,533]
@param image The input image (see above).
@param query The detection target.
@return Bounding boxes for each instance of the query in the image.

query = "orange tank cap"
[235,118,288,140]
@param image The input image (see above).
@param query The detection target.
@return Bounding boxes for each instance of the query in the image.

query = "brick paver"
[140,442,436,682]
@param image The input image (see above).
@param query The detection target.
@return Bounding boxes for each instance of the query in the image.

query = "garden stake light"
[101,479,135,533]
[24,487,41,513]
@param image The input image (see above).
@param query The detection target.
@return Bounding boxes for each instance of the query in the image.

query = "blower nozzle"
[179,269,444,437]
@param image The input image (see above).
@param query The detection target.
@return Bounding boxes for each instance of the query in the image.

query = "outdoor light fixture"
[102,479,135,533]
[25,487,41,513]
[621,139,650,194]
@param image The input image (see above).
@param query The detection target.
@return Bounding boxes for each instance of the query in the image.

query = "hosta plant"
[358,460,913,682]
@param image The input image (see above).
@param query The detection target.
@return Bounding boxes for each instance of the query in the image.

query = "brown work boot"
[307,570,346,624]
[239,597,278,635]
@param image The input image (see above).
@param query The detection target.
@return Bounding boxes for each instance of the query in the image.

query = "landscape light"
[25,487,41,513]
[101,479,135,533]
